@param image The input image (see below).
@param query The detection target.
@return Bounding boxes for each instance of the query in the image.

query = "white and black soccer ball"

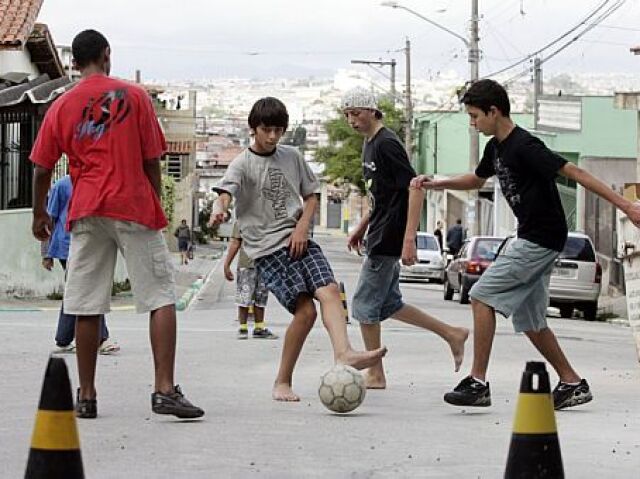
[318,364,366,413]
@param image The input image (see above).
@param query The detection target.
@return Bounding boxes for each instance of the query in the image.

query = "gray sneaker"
[151,385,204,419]
[237,329,249,340]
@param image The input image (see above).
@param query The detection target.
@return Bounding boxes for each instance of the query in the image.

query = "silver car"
[549,232,602,321]
[399,232,445,283]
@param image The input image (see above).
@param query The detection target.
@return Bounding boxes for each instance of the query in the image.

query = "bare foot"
[449,327,469,372]
[364,372,387,389]
[272,383,300,402]
[337,346,388,370]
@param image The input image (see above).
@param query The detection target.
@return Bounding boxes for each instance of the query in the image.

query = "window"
[416,235,439,251]
[560,236,595,262]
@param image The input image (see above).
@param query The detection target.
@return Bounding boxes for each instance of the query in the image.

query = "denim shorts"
[469,238,559,333]
[352,255,404,324]
[255,241,335,314]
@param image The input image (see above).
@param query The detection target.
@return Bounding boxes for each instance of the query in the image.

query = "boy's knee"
[295,296,317,324]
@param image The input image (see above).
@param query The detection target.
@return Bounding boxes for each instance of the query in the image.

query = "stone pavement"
[0,236,639,478]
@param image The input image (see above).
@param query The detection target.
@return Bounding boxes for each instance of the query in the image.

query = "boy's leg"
[391,304,469,372]
[524,328,580,383]
[469,299,497,381]
[149,304,176,394]
[273,294,317,401]
[76,315,101,400]
[314,283,387,370]
[359,322,386,388]
[54,304,76,348]
[237,306,249,339]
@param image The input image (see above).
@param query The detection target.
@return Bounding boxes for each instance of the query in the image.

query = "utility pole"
[468,0,480,234]
[349,58,397,104]
[404,38,412,162]
[533,57,542,129]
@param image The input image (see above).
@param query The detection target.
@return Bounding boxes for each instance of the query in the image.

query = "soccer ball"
[318,364,366,413]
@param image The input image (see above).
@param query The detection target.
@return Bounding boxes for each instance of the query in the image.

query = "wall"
[0,50,39,78]
[0,209,128,298]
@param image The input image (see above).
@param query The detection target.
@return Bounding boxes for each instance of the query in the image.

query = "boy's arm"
[32,165,53,241]
[401,187,426,265]
[560,163,640,226]
[288,193,317,259]
[410,173,487,191]
[223,238,241,281]
[208,192,232,226]
[142,158,163,198]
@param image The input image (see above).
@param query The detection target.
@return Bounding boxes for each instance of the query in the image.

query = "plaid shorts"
[255,241,336,313]
[235,267,269,308]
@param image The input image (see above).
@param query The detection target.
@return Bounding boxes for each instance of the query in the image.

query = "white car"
[549,232,602,321]
[399,232,445,283]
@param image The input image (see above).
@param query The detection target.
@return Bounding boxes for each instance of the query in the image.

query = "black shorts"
[178,238,189,252]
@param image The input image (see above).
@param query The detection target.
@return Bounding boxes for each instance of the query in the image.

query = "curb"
[177,251,225,312]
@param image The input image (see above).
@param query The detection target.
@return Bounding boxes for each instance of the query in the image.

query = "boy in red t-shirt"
[30,30,203,420]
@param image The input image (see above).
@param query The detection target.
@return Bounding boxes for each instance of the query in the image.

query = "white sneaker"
[52,343,76,354]
[99,341,120,355]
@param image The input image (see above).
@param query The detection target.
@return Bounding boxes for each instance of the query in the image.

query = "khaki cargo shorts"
[64,217,177,315]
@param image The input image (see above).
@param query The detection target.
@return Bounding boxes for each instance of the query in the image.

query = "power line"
[482,0,614,79]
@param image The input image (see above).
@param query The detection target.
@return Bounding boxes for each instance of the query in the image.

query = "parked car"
[444,236,504,304]
[399,232,445,283]
[497,232,602,321]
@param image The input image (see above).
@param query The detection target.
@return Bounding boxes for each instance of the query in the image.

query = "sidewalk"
[0,244,222,313]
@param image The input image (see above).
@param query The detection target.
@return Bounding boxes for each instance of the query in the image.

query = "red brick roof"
[0,0,44,49]
[166,140,194,155]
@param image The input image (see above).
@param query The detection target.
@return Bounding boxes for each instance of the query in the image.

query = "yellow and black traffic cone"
[339,281,350,324]
[505,361,563,479]
[25,357,84,479]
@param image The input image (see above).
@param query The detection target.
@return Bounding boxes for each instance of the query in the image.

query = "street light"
[381,0,481,234]
[380,1,469,48]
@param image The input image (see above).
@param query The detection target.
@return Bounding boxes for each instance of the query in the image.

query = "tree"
[315,98,405,194]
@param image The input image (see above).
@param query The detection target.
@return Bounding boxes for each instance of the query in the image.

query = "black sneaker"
[444,376,491,407]
[76,388,97,419]
[252,328,278,339]
[553,379,593,410]
[151,385,204,419]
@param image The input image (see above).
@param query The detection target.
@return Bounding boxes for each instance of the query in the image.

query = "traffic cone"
[505,361,563,479]
[25,357,84,478]
[339,281,350,324]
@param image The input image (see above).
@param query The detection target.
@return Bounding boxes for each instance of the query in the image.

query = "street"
[1,235,639,478]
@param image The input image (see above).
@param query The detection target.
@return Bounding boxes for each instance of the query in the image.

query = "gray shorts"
[64,217,177,315]
[352,255,404,324]
[235,267,269,308]
[469,238,559,333]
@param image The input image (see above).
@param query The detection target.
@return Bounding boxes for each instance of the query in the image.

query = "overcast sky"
[38,0,640,81]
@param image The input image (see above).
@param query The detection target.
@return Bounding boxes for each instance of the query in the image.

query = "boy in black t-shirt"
[406,79,640,410]
[342,87,469,389]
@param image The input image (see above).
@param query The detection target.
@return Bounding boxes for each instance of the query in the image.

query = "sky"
[38,0,640,82]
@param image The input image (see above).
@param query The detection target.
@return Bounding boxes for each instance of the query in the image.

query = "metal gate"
[0,107,37,209]
[327,200,342,229]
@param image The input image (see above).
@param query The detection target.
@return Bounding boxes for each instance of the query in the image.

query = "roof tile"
[0,0,44,48]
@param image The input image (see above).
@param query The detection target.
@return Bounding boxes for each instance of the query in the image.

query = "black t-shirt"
[475,126,568,252]
[363,127,416,256]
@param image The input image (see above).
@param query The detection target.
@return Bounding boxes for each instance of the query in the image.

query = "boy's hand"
[627,201,640,228]
[208,201,228,227]
[347,229,364,255]
[409,175,434,190]
[42,258,54,271]
[288,224,308,260]
[401,238,418,266]
[32,211,52,241]
[223,264,234,281]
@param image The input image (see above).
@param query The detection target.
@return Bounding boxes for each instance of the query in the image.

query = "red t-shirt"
[30,74,168,230]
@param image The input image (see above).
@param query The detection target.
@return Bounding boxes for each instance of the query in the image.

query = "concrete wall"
[0,209,128,298]
[0,50,39,78]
